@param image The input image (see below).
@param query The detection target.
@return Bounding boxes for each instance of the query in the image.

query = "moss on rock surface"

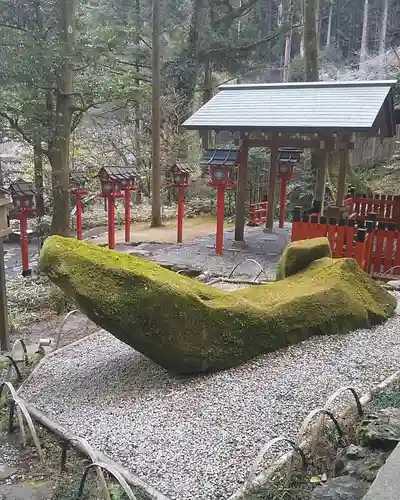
[40,236,396,374]
[276,237,332,281]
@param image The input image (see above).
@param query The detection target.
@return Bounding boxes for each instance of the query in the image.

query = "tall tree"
[303,0,319,81]
[379,0,389,72]
[151,0,162,227]
[50,0,76,236]
[325,0,333,48]
[360,0,369,65]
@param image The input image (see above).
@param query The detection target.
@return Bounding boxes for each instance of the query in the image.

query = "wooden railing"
[292,211,372,272]
[293,207,400,280]
[343,193,400,225]
[248,201,268,226]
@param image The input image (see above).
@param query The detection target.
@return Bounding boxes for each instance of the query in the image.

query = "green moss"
[276,237,332,281]
[39,236,396,374]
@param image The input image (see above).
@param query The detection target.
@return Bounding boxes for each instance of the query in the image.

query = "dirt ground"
[91,215,234,246]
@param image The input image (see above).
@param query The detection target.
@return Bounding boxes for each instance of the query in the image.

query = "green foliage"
[244,472,313,500]
[52,469,95,500]
[0,0,146,149]
[371,384,400,410]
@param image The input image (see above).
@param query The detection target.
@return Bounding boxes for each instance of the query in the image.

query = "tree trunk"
[50,0,75,236]
[134,0,141,166]
[179,0,205,120]
[151,0,162,227]
[315,0,320,47]
[304,0,319,81]
[282,0,292,83]
[326,0,333,47]
[34,141,45,217]
[379,0,389,73]
[200,57,212,149]
[360,0,369,65]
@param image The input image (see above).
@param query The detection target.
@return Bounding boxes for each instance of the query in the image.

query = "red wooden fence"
[343,193,400,225]
[292,207,380,276]
[248,201,268,226]
[292,214,372,273]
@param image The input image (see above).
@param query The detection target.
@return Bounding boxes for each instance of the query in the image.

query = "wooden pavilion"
[183,80,398,242]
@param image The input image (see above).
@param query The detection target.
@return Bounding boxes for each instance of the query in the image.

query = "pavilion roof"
[183,80,398,137]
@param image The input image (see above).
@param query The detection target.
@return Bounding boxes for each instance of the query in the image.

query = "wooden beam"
[314,148,328,213]
[266,141,278,231]
[0,240,9,351]
[337,139,350,206]
[234,136,249,242]
[247,137,339,151]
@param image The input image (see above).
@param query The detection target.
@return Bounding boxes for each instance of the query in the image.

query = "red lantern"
[70,171,89,240]
[98,166,138,248]
[277,148,302,228]
[201,149,239,254]
[168,163,192,243]
[8,179,36,277]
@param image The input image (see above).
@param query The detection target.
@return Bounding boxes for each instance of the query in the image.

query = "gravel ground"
[130,225,291,279]
[18,292,400,500]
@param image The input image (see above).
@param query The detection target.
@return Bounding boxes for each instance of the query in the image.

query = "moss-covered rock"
[276,237,332,281]
[40,236,396,374]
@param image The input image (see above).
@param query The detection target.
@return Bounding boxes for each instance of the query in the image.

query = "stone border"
[227,370,400,500]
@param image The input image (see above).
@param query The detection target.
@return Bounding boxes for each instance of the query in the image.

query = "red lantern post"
[124,189,131,243]
[202,150,238,255]
[215,184,226,254]
[8,180,36,277]
[70,172,88,240]
[108,185,116,249]
[277,148,302,228]
[121,183,138,244]
[98,166,138,249]
[168,163,191,244]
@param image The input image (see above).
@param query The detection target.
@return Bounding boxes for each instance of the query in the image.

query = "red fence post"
[279,176,288,228]
[371,222,386,275]
[20,206,31,277]
[354,228,367,268]
[216,185,225,255]
[335,219,346,258]
[394,225,400,275]
[384,222,396,273]
[345,219,356,258]
[76,192,83,240]
[124,189,131,244]
[177,186,185,244]
[309,215,319,238]
[108,191,116,250]
[327,218,337,256]
[291,206,303,242]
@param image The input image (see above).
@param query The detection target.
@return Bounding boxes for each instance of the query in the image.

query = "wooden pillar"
[234,135,249,242]
[337,140,350,206]
[0,240,9,351]
[314,147,328,213]
[266,141,278,231]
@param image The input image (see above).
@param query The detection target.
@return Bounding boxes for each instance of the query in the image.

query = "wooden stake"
[0,240,9,352]
[266,142,278,231]
[234,136,249,242]
[337,144,349,206]
[314,148,328,213]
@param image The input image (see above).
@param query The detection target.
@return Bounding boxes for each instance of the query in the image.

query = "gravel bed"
[147,226,291,279]
[19,293,400,500]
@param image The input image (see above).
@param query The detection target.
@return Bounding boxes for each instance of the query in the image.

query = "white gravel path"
[20,293,400,500]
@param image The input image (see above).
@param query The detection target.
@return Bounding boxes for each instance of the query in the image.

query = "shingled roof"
[183,80,397,137]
